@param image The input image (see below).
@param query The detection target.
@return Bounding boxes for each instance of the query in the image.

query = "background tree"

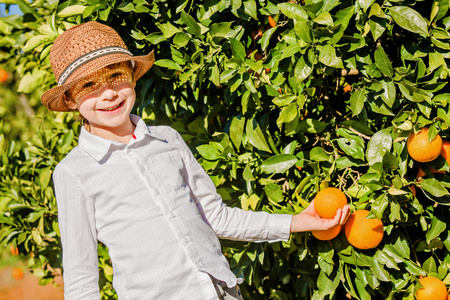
[1,0,450,299]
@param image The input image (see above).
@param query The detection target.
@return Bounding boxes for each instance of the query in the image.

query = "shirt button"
[169,212,176,218]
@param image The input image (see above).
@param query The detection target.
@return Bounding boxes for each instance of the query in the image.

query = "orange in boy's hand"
[312,225,341,241]
[407,128,442,162]
[314,187,347,219]
[416,276,447,300]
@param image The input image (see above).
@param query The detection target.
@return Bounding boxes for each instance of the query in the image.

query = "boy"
[41,21,349,300]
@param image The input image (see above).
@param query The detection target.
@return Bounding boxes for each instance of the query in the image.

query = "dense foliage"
[1,0,450,299]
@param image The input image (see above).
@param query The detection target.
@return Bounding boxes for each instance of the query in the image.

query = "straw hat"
[41,21,155,112]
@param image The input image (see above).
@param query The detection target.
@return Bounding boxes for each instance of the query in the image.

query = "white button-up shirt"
[53,115,292,300]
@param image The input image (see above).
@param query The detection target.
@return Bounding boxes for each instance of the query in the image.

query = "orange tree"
[1,0,450,299]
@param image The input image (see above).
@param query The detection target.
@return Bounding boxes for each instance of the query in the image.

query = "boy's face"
[65,62,136,133]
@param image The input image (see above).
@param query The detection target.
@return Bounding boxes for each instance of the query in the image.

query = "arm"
[53,164,100,300]
[171,129,291,243]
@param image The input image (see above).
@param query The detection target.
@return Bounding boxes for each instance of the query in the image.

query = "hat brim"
[41,50,155,112]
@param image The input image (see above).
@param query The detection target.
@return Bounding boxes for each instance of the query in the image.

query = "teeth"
[101,102,122,111]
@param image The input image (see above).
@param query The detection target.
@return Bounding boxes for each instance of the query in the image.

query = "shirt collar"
[78,114,166,162]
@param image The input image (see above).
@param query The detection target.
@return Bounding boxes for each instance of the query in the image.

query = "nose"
[100,87,118,101]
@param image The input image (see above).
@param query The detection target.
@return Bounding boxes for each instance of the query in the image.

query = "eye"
[110,72,122,79]
[82,81,95,89]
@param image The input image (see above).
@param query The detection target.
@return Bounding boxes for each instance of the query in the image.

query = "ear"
[63,93,78,110]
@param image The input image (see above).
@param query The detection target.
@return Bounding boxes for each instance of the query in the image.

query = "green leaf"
[261,154,298,173]
[261,26,277,51]
[426,217,447,243]
[379,80,396,108]
[310,147,333,162]
[154,59,183,71]
[317,45,344,68]
[243,0,258,20]
[117,1,134,12]
[313,11,334,26]
[173,32,190,47]
[276,103,298,125]
[423,256,437,273]
[350,90,366,116]
[369,19,386,41]
[196,145,221,160]
[264,184,284,204]
[158,22,182,39]
[18,69,47,93]
[357,0,376,12]
[366,129,392,166]
[317,268,341,297]
[241,193,260,210]
[388,6,429,37]
[404,260,426,276]
[57,5,86,17]
[210,22,232,37]
[382,152,398,172]
[23,35,54,52]
[298,119,329,134]
[246,117,272,153]
[431,0,449,22]
[242,163,255,181]
[294,56,313,83]
[374,46,394,77]
[230,115,245,149]
[231,0,242,11]
[294,20,312,43]
[371,259,390,282]
[181,11,202,37]
[335,128,365,160]
[421,178,449,197]
[229,38,246,63]
[277,3,309,22]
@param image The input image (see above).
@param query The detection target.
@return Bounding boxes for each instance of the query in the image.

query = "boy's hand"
[290,200,350,233]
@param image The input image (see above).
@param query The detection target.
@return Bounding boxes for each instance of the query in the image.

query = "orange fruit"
[12,268,24,280]
[344,210,384,249]
[441,140,450,166]
[251,29,263,40]
[416,276,447,300]
[10,245,19,256]
[0,69,8,83]
[416,165,445,179]
[314,187,348,219]
[343,84,352,93]
[409,185,416,197]
[254,52,263,61]
[312,225,341,241]
[407,128,443,162]
[268,16,277,27]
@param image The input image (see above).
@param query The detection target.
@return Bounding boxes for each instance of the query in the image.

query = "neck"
[88,116,136,143]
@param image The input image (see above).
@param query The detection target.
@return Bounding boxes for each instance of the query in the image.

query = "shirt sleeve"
[169,128,292,243]
[53,164,100,300]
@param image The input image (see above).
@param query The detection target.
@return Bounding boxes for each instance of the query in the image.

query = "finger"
[326,209,342,227]
[339,205,351,224]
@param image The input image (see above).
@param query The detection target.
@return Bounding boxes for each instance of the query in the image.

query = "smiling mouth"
[99,101,125,112]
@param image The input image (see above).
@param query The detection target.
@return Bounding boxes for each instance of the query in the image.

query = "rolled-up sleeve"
[53,164,100,300]
[170,129,292,243]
